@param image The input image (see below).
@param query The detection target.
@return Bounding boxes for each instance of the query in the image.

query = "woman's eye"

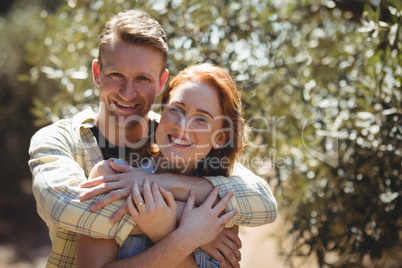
[195,116,209,124]
[170,106,183,114]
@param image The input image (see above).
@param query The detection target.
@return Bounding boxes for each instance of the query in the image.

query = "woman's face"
[155,81,228,171]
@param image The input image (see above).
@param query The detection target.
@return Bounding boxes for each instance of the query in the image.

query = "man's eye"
[138,76,150,81]
[111,73,123,77]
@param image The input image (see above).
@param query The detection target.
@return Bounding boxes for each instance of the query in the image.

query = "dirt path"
[239,212,319,268]
[239,224,286,268]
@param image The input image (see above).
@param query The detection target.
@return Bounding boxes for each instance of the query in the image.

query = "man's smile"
[111,101,141,113]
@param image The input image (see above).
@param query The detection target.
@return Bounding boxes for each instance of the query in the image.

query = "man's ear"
[92,59,101,86]
[157,69,169,96]
[213,131,229,149]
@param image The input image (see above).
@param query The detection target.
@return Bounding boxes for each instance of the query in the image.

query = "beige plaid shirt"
[29,108,277,268]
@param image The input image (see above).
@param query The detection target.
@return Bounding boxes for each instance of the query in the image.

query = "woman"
[77,63,245,267]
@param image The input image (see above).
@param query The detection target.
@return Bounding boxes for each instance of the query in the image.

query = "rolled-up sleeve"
[204,163,277,228]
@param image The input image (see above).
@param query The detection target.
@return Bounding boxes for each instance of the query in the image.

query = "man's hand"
[79,162,147,217]
[201,226,241,268]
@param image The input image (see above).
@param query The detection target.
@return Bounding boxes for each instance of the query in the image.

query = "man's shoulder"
[31,107,96,141]
[33,118,72,135]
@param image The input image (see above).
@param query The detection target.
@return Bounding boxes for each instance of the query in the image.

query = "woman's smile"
[168,134,194,147]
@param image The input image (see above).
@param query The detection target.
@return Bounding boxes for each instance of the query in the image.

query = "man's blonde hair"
[98,10,168,71]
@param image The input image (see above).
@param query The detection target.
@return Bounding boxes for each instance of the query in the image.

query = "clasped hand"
[79,160,145,222]
[127,178,177,243]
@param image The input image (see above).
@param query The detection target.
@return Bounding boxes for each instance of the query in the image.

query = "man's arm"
[28,122,133,245]
[203,162,277,228]
[150,163,277,228]
[80,162,214,210]
[79,161,271,267]
[80,161,277,228]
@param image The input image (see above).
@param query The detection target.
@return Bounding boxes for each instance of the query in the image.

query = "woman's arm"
[128,180,198,267]
[77,235,119,268]
[77,178,179,268]
[77,232,197,268]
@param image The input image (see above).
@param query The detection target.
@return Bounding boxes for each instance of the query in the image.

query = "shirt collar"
[72,107,97,130]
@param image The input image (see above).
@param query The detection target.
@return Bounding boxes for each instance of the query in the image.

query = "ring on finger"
[137,201,144,207]
[117,189,124,198]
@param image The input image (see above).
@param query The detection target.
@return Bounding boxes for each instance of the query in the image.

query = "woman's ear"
[92,59,101,86]
[213,131,229,149]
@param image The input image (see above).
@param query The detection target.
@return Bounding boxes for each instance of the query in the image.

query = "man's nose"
[119,80,138,100]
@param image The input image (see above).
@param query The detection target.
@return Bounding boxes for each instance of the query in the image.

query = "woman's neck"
[153,155,196,176]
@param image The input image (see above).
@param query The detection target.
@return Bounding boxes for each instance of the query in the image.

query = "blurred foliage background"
[1,0,401,267]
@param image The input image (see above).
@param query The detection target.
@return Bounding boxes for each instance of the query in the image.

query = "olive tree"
[26,0,401,267]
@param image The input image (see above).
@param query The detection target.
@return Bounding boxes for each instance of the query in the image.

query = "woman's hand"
[177,187,238,250]
[127,178,177,243]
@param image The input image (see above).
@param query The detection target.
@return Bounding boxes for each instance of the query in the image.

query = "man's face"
[93,39,168,130]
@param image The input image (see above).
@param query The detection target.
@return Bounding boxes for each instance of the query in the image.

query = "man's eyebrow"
[138,71,156,78]
[102,66,155,78]
[174,101,214,118]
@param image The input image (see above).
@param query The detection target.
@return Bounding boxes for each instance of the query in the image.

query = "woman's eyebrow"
[196,108,213,119]
[172,101,214,118]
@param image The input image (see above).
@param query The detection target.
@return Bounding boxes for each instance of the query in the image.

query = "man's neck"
[95,114,149,148]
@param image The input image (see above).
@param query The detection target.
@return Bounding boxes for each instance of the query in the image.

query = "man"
[28,10,277,268]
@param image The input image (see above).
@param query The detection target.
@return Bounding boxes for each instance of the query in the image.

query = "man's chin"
[111,114,148,129]
[113,119,140,129]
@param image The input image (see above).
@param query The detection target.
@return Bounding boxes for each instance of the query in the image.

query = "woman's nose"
[175,113,186,129]
[174,114,193,136]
